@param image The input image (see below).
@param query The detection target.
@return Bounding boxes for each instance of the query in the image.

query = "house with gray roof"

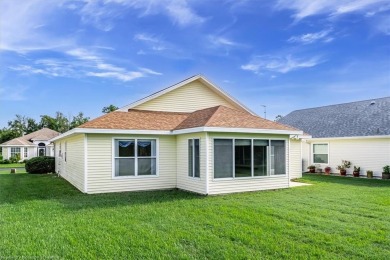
[279,97,390,177]
[0,128,60,161]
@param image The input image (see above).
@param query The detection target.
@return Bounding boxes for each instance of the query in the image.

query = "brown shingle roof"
[1,128,60,146]
[175,106,299,131]
[78,110,189,130]
[78,106,299,132]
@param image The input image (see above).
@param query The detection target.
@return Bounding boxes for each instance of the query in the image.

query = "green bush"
[1,159,10,164]
[9,154,20,163]
[25,156,55,174]
[0,155,3,161]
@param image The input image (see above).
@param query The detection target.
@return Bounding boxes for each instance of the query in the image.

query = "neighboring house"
[279,97,390,177]
[0,128,60,160]
[51,75,304,195]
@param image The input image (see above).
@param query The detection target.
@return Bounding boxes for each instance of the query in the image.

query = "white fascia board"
[173,127,303,135]
[117,75,256,115]
[50,128,172,142]
[307,135,390,142]
[0,145,36,147]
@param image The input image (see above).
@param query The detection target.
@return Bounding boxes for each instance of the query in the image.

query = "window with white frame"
[188,139,200,178]
[24,147,28,158]
[10,147,21,159]
[313,144,328,164]
[114,139,157,177]
[214,139,286,179]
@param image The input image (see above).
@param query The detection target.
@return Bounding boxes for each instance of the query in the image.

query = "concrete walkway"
[289,181,312,187]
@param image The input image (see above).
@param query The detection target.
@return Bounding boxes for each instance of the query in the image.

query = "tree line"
[0,105,118,144]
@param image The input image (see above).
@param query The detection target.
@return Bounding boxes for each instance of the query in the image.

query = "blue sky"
[1,0,389,127]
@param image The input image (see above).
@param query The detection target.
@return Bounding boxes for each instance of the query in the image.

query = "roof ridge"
[128,109,190,115]
[288,96,390,114]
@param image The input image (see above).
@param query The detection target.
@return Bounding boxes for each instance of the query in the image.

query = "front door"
[38,148,45,156]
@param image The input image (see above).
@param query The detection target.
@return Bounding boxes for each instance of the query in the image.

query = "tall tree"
[102,105,118,114]
[70,112,89,129]
[0,127,19,144]
[8,115,39,136]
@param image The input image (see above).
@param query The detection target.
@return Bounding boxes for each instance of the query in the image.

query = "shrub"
[25,156,55,174]
[0,155,3,161]
[2,159,10,164]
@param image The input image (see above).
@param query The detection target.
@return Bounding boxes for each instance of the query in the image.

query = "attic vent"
[370,100,376,105]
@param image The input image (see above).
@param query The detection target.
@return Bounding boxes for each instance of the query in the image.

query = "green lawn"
[0,163,25,168]
[0,174,389,259]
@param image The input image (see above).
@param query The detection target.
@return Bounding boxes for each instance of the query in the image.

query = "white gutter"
[51,127,304,142]
[306,135,390,142]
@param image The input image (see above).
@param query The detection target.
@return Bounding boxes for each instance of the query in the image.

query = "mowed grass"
[0,174,389,259]
[0,163,25,168]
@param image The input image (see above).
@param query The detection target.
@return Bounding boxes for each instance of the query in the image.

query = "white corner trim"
[117,75,256,115]
[205,132,209,195]
[84,134,88,193]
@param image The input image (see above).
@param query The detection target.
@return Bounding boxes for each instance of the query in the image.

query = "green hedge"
[25,156,55,174]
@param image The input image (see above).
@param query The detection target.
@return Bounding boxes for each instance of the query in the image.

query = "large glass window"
[270,140,286,175]
[254,140,268,176]
[214,139,286,178]
[313,144,328,164]
[10,147,21,159]
[235,139,252,177]
[214,139,233,178]
[114,139,156,177]
[188,139,200,178]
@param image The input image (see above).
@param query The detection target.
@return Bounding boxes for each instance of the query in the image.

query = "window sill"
[112,175,159,180]
[212,174,287,181]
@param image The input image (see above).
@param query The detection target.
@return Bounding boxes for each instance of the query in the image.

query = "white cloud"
[375,15,390,35]
[9,48,162,82]
[208,36,241,47]
[79,0,205,30]
[134,33,169,51]
[241,55,323,74]
[288,29,333,44]
[276,0,389,20]
[0,0,72,52]
[86,71,144,82]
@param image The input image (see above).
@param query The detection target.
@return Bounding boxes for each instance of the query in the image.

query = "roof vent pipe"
[370,101,376,105]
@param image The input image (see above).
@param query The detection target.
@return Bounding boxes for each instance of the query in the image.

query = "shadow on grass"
[0,174,203,210]
[301,173,390,188]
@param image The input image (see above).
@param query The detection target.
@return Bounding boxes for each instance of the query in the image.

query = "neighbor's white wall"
[306,137,390,177]
[289,139,302,179]
[176,133,207,194]
[207,133,292,195]
[54,134,85,192]
[133,80,240,112]
[86,134,177,194]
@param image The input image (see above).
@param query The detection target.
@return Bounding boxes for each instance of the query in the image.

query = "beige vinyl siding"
[176,133,207,194]
[133,80,242,113]
[307,137,390,177]
[86,134,176,194]
[54,134,85,192]
[289,139,302,179]
[207,133,291,195]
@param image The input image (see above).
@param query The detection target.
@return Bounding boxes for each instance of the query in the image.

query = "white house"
[279,97,390,177]
[51,75,304,195]
[0,128,60,160]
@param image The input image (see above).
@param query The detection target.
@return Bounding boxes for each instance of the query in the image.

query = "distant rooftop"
[279,97,390,138]
[1,128,60,146]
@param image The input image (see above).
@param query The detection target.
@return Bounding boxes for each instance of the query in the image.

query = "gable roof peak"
[117,75,256,115]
